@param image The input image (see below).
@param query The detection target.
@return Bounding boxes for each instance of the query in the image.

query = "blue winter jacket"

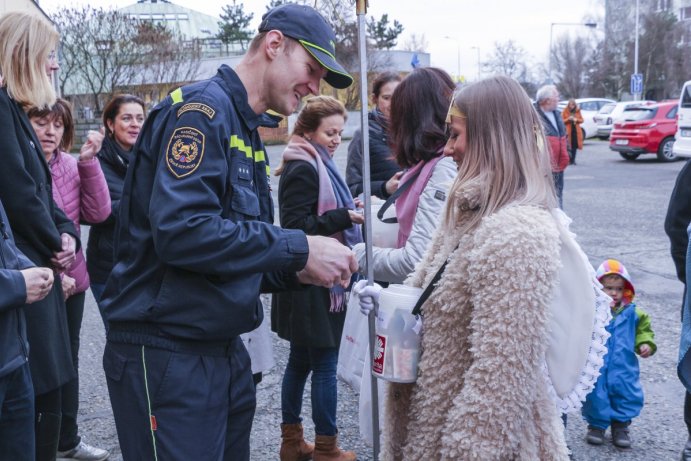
[101,66,309,342]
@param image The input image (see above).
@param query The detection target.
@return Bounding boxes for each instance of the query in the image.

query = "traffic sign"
[631,73,643,95]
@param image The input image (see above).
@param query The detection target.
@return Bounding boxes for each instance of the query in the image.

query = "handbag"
[337,290,370,392]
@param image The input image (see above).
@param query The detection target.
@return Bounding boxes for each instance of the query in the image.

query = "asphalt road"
[72,138,690,460]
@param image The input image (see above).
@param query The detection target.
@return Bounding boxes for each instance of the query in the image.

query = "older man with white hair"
[535,85,569,208]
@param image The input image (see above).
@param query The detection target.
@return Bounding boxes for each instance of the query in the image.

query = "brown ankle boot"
[280,423,314,461]
[313,434,356,461]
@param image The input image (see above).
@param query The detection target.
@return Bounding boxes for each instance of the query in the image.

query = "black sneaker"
[681,436,691,461]
[586,426,605,445]
[611,426,631,448]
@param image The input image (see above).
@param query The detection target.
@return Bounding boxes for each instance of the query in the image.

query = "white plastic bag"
[358,344,387,447]
[337,291,370,392]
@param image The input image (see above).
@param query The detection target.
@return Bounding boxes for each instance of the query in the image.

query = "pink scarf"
[395,155,444,248]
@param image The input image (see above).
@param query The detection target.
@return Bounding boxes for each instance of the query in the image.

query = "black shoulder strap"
[411,259,448,316]
[376,168,422,224]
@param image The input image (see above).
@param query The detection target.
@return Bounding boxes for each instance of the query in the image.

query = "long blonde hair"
[444,75,556,233]
[0,12,59,108]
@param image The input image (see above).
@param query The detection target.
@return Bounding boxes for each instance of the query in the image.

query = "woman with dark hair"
[352,67,457,283]
[346,71,402,199]
[28,98,111,460]
[272,96,363,461]
[86,94,145,318]
[0,11,80,461]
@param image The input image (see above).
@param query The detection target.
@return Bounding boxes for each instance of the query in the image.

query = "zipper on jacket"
[0,218,8,268]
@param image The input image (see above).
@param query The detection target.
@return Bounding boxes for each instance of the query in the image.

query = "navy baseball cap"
[259,4,354,89]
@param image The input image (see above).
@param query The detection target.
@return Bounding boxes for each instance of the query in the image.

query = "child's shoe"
[611,421,632,448]
[586,426,605,445]
[682,436,691,461]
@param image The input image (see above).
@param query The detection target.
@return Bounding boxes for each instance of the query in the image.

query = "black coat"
[346,110,401,199]
[665,160,691,284]
[86,137,129,284]
[271,159,354,348]
[0,88,77,394]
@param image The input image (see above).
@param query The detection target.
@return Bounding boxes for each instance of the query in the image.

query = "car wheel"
[619,152,639,161]
[598,136,609,141]
[657,137,677,162]
[581,128,587,140]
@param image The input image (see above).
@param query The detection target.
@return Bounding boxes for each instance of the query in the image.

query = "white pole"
[356,1,380,459]
[634,0,640,100]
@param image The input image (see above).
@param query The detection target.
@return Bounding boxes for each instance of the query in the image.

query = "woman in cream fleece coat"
[361,75,571,460]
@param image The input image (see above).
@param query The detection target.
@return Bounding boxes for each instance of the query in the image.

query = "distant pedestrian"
[535,85,569,208]
[582,259,656,449]
[562,98,584,165]
[346,71,403,199]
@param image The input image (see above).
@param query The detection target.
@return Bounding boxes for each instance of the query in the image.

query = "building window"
[165,14,176,20]
[681,6,691,20]
[177,14,189,20]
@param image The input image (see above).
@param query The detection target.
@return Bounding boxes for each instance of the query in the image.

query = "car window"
[667,106,678,118]
[622,108,656,120]
[580,102,596,111]
[599,103,616,114]
[682,86,691,108]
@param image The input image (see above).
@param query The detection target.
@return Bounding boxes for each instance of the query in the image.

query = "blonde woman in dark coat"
[0,12,79,461]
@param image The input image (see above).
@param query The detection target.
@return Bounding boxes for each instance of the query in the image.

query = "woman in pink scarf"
[272,96,363,461]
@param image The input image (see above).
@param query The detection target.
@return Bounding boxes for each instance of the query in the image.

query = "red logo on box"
[372,334,386,374]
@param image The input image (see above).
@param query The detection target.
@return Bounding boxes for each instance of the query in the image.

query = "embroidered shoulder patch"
[176,103,216,119]
[166,127,205,179]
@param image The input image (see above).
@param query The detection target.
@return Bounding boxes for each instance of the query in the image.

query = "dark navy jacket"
[0,201,33,378]
[102,66,309,342]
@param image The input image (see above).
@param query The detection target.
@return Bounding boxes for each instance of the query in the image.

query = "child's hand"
[638,344,652,358]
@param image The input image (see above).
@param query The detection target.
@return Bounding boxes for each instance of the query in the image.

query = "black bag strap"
[376,168,423,224]
[411,259,448,317]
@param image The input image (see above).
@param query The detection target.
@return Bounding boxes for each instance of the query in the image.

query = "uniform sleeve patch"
[166,127,205,179]
[176,103,216,119]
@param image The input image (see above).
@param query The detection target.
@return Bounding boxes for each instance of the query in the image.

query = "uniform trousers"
[104,336,255,460]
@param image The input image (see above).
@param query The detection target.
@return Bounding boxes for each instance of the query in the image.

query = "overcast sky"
[36,0,605,81]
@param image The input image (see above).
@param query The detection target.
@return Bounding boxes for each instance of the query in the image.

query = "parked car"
[609,101,679,162]
[673,80,691,158]
[558,98,615,139]
[593,100,655,140]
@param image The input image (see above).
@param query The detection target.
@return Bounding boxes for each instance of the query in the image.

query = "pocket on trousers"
[103,345,127,382]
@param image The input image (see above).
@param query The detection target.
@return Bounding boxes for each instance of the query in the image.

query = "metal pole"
[549,23,554,83]
[456,42,461,83]
[472,46,481,80]
[356,1,380,459]
[634,0,640,101]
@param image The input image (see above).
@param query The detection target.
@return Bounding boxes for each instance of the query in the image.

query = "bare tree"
[483,40,529,81]
[55,6,202,112]
[552,35,594,98]
[403,33,429,53]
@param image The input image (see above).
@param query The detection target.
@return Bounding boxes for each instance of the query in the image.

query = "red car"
[609,101,679,162]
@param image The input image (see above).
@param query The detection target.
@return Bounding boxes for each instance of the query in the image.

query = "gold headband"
[445,99,466,124]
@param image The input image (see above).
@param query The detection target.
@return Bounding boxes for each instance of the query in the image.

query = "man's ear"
[264,30,285,60]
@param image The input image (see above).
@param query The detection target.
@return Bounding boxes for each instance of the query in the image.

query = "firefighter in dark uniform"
[100,4,356,460]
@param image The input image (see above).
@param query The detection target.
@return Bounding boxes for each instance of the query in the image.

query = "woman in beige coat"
[360,75,570,460]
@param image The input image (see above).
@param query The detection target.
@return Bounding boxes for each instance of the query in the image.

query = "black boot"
[35,412,61,461]
[611,420,631,448]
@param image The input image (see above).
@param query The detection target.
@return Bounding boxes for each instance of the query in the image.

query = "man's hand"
[51,233,77,272]
[297,235,357,288]
[21,267,54,304]
[61,274,76,300]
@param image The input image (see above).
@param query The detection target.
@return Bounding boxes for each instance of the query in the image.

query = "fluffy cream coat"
[382,182,570,461]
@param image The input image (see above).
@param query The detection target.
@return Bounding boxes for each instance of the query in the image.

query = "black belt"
[108,322,235,357]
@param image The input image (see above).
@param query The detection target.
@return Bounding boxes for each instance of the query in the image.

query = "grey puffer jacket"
[353,156,456,283]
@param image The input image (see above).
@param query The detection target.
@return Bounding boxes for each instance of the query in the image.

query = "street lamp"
[443,35,461,83]
[548,22,597,83]
[471,46,481,81]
